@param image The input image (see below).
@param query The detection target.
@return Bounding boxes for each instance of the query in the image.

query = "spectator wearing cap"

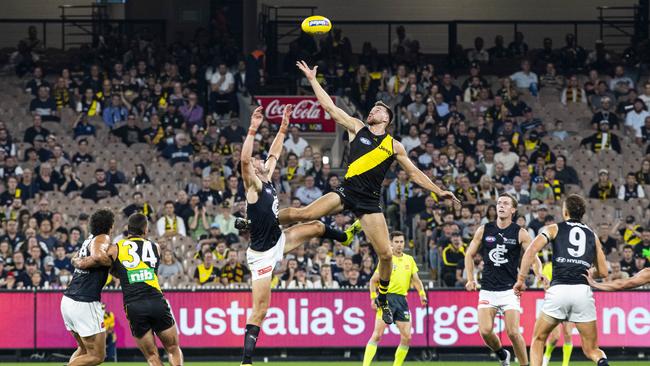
[194,251,220,285]
[560,75,587,105]
[591,97,619,130]
[618,172,646,201]
[530,176,554,205]
[157,200,187,237]
[580,120,621,153]
[625,98,650,140]
[441,232,466,287]
[213,201,237,237]
[41,256,57,284]
[111,114,144,146]
[589,169,617,200]
[23,115,50,145]
[81,168,119,202]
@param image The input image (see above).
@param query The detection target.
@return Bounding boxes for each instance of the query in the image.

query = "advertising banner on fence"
[1,290,649,349]
[256,96,336,132]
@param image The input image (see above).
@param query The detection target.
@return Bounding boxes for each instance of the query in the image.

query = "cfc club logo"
[360,137,372,145]
[488,244,509,267]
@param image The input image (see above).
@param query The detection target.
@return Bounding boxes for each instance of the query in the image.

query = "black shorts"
[377,294,411,323]
[335,186,383,217]
[124,297,175,338]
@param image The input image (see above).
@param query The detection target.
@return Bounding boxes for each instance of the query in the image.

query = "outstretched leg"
[278,192,344,225]
[283,220,359,254]
[241,276,272,365]
[361,213,393,323]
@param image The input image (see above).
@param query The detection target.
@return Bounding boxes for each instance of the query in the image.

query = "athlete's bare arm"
[241,107,264,193]
[393,141,459,204]
[72,234,116,269]
[464,225,484,291]
[296,61,365,137]
[514,224,559,295]
[585,268,650,291]
[264,105,292,180]
[411,271,428,305]
[519,228,546,284]
[593,235,609,278]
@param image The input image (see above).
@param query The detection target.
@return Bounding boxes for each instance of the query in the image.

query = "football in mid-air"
[301,15,332,35]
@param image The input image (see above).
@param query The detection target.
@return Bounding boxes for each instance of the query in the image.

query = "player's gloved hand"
[513,279,527,296]
[465,280,478,291]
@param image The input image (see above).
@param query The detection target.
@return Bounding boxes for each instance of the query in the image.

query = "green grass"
[1,363,648,366]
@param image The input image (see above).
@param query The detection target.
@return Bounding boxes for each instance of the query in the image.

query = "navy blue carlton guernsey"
[247,181,283,252]
[64,235,110,302]
[550,220,596,286]
[480,222,522,291]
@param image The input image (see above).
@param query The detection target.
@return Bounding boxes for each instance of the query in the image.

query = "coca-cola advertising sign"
[257,96,336,132]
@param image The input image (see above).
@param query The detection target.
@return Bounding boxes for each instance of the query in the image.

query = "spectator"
[71,139,94,165]
[131,164,152,185]
[209,63,236,117]
[589,81,616,112]
[640,82,650,106]
[506,176,531,204]
[76,88,101,117]
[220,250,249,285]
[441,232,465,287]
[609,65,635,97]
[625,99,650,140]
[194,251,219,285]
[539,63,564,91]
[156,200,187,237]
[111,115,144,146]
[285,267,314,289]
[637,159,650,185]
[53,245,73,272]
[123,192,155,221]
[102,94,129,129]
[634,231,650,262]
[25,66,49,96]
[313,264,339,289]
[196,176,222,206]
[105,159,126,185]
[586,40,612,72]
[618,172,645,201]
[23,115,50,145]
[35,163,57,193]
[560,75,587,105]
[81,169,118,202]
[488,35,508,61]
[620,245,637,277]
[608,261,629,281]
[510,60,538,95]
[60,164,84,196]
[29,85,59,122]
[294,175,322,205]
[213,201,237,237]
[589,169,617,200]
[635,255,649,273]
[508,31,529,58]
[591,97,619,130]
[283,126,309,157]
[494,140,518,173]
[439,73,462,104]
[162,133,193,165]
[179,92,204,129]
[543,167,563,201]
[580,120,621,153]
[530,176,554,205]
[467,37,489,64]
[188,203,211,241]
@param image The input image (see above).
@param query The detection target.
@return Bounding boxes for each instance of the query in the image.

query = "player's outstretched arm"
[264,105,292,180]
[296,60,364,134]
[393,141,460,205]
[514,224,558,295]
[464,225,484,291]
[241,106,264,192]
[585,268,650,291]
[72,235,115,269]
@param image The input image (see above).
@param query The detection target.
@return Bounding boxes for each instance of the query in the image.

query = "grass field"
[2,362,648,366]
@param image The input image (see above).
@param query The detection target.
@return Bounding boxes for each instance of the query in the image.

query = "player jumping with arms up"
[464,193,544,366]
[362,231,427,366]
[282,61,458,323]
[515,194,610,366]
[61,209,116,366]
[240,106,359,366]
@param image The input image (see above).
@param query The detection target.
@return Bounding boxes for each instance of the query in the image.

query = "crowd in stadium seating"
[1,24,650,291]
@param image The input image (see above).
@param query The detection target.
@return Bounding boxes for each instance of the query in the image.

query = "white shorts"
[247,233,286,282]
[542,284,596,323]
[60,295,105,337]
[478,289,521,313]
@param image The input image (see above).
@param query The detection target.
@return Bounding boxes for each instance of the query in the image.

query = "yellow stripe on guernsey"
[117,238,161,292]
[345,134,394,179]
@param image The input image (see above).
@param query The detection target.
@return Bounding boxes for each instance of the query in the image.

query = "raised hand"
[281,104,293,132]
[296,60,318,81]
[250,106,264,131]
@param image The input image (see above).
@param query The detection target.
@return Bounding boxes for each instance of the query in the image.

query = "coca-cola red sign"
[257,96,336,132]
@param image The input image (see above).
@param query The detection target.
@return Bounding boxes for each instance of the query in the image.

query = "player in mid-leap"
[515,194,610,366]
[279,61,458,324]
[240,106,359,366]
